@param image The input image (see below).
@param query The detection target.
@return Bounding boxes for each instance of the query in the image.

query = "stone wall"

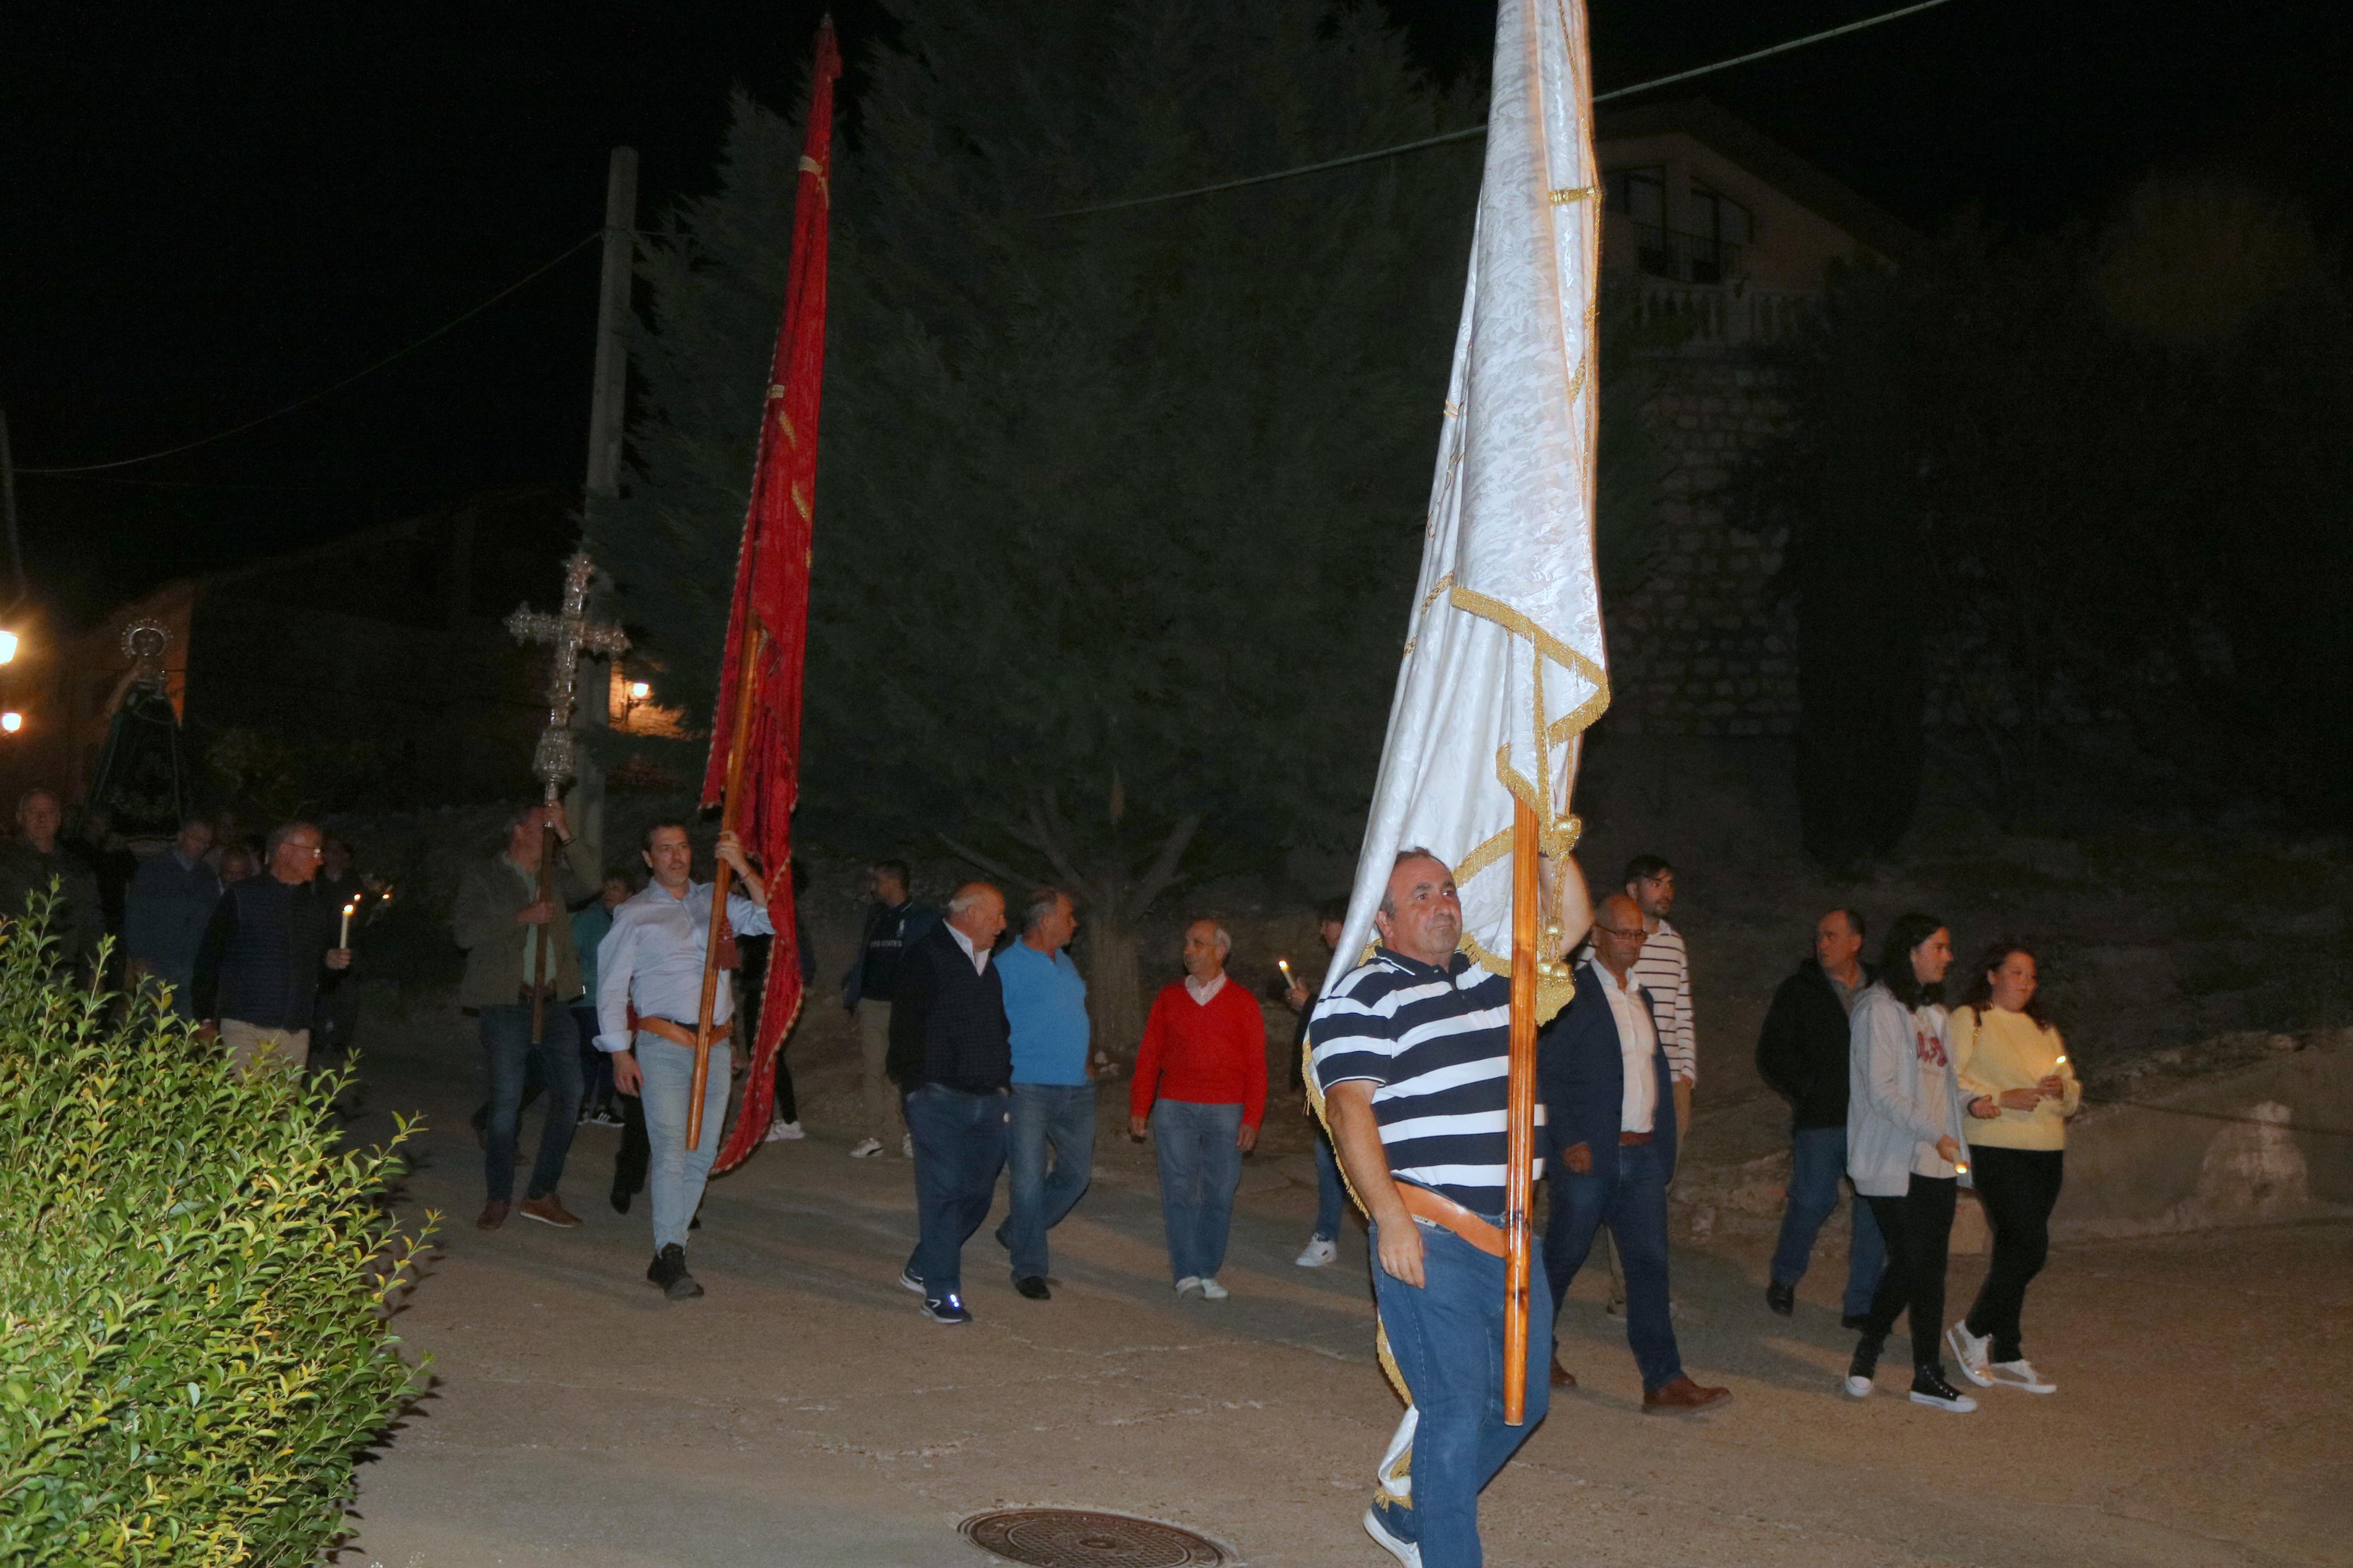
[1602,353,1797,738]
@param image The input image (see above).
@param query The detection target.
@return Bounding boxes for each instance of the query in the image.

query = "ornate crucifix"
[506,552,630,1041]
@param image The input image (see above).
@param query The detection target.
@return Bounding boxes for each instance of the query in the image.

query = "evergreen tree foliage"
[594,1,1486,1044]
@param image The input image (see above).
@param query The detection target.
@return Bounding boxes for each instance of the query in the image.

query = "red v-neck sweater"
[1130,978,1270,1129]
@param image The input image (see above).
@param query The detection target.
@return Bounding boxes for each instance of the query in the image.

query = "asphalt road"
[336,1008,2350,1568]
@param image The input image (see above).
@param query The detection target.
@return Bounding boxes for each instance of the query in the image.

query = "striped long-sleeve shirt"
[1631,920,1696,1084]
[1308,947,1542,1214]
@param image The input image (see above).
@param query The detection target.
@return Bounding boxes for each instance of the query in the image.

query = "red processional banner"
[705,19,842,1176]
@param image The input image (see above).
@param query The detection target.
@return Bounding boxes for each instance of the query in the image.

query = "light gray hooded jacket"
[1846,982,1975,1197]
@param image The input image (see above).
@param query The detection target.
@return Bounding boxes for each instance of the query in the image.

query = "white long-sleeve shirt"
[1630,919,1695,1084]
[594,879,772,1052]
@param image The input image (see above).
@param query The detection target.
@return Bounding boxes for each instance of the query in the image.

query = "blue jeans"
[634,1030,731,1251]
[1769,1125,1889,1318]
[1372,1217,1552,1568]
[1002,1082,1095,1281]
[480,1002,583,1203]
[572,1004,612,1110]
[1151,1099,1242,1282]
[1543,1138,1683,1391]
[1312,1122,1347,1242]
[904,1083,1009,1300]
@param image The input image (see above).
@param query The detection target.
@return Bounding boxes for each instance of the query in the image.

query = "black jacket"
[193,874,336,1030]
[886,923,1010,1093]
[1756,958,1876,1131]
[841,899,939,1007]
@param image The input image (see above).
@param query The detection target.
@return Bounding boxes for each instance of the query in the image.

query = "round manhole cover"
[960,1507,1231,1567]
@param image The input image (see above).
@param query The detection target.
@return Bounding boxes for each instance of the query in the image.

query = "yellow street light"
[1,712,22,734]
[0,630,17,664]
[628,681,650,700]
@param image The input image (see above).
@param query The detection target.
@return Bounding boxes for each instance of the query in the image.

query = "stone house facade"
[1592,100,1915,737]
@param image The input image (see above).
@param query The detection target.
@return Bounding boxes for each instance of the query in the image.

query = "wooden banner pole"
[1502,797,1540,1425]
[685,623,766,1151]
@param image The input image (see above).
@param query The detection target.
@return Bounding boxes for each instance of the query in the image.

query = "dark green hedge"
[0,911,428,1565]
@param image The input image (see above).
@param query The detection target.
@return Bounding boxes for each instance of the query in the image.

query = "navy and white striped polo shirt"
[1309,947,1543,1214]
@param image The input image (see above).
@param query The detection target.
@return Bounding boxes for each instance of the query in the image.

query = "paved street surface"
[338,1012,2350,1568]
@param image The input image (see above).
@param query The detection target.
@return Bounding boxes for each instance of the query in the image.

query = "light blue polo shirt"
[997,940,1091,1086]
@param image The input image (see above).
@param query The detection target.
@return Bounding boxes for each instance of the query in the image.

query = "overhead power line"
[1048,0,1960,219]
[19,230,603,476]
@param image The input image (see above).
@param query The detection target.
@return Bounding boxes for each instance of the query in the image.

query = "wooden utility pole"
[571,145,638,870]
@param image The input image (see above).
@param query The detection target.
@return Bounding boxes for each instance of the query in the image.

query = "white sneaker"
[1174,1275,1204,1297]
[1947,1321,1993,1386]
[1988,1359,2058,1393]
[1295,1236,1338,1268]
[762,1120,806,1143]
[1843,1374,1874,1399]
[897,1267,925,1294]
[902,1133,915,1158]
[1197,1277,1230,1300]
[849,1137,885,1159]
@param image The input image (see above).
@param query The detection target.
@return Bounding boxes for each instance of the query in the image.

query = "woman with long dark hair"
[1843,912,1989,1412]
[1946,940,2079,1394]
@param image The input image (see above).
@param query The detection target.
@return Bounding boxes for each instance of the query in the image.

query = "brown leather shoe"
[1549,1354,1578,1389]
[519,1194,581,1229]
[1642,1375,1732,1413]
[476,1200,510,1231]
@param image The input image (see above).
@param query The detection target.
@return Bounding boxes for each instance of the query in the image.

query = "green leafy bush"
[0,911,429,1565]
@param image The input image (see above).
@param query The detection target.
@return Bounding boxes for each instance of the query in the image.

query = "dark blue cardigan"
[1536,965,1678,1184]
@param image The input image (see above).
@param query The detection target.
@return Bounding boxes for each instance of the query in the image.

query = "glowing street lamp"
[0,712,22,734]
[0,630,17,664]
[628,681,650,701]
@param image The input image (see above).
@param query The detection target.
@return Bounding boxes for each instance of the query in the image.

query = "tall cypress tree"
[594,2,1481,1048]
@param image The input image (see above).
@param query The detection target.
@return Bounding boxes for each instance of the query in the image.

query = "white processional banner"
[1330,0,1608,1020]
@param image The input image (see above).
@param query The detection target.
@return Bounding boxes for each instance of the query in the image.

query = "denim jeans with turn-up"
[904,1083,1010,1300]
[1151,1099,1243,1283]
[1372,1215,1552,1568]
[633,1029,731,1251]
[1769,1124,1889,1318]
[480,1002,583,1204]
[1002,1082,1096,1281]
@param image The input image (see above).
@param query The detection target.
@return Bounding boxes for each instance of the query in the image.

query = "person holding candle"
[190,820,351,1078]
[311,835,365,1059]
[1946,940,2079,1395]
[1842,912,1990,1413]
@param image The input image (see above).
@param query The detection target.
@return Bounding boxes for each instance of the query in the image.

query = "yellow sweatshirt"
[1951,1005,2080,1151]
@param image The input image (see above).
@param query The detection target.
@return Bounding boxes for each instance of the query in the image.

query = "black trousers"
[1964,1146,2064,1362]
[1861,1174,1958,1369]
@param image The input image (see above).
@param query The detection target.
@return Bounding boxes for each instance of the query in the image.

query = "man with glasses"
[191,820,352,1077]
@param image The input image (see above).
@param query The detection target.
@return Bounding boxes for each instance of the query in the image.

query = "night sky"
[5,1,2344,626]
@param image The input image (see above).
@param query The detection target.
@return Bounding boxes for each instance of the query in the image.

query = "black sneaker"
[1015,1275,1050,1301]
[1844,1336,1880,1399]
[1840,1313,1872,1332]
[1908,1362,1978,1413]
[922,1292,973,1325]
[1765,1279,1795,1317]
[647,1244,705,1301]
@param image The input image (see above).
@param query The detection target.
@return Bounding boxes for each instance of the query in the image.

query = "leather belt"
[636,1016,716,1050]
[1394,1183,1507,1258]
[1619,1130,1653,1146]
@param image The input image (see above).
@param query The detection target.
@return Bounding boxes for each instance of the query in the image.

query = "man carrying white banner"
[1305,1,1610,1564]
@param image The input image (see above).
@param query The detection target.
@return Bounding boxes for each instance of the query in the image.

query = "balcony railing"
[1631,282,1815,347]
[1627,221,1743,286]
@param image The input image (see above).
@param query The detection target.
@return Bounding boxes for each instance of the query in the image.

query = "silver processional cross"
[505,552,630,1041]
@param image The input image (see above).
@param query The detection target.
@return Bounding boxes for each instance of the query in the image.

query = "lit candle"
[340,902,355,947]
[1278,958,1296,989]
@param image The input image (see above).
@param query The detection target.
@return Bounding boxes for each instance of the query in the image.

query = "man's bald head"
[1590,892,1648,982]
